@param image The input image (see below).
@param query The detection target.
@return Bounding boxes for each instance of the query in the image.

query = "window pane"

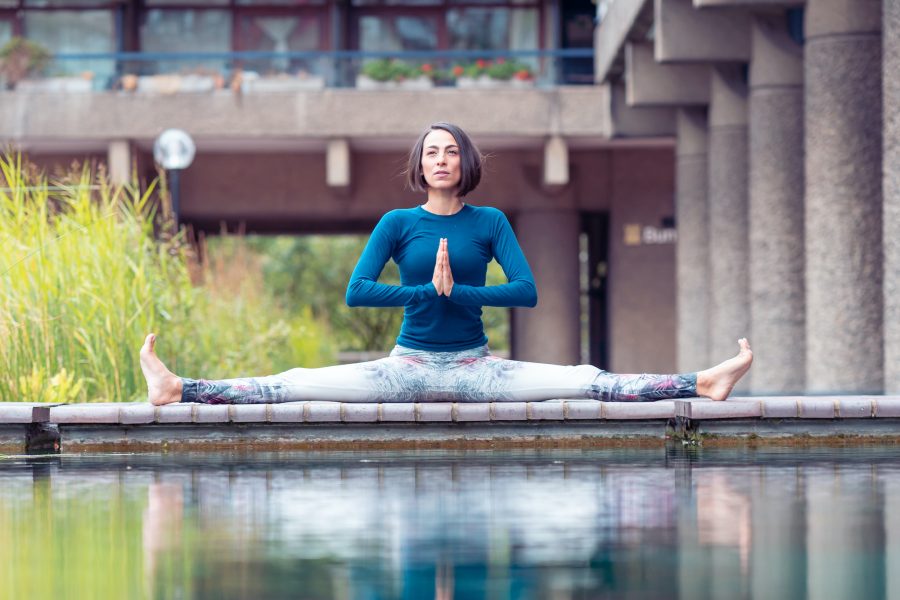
[141,9,232,73]
[145,0,229,6]
[0,20,11,47]
[237,0,324,4]
[237,14,321,74]
[25,10,115,83]
[352,1,441,6]
[448,8,537,51]
[25,0,116,5]
[359,14,436,52]
[448,0,535,4]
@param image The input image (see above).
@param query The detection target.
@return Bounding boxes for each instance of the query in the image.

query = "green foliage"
[0,154,332,403]
[459,58,534,81]
[0,37,51,85]
[360,59,425,82]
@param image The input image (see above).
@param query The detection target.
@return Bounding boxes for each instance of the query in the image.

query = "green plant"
[459,58,534,81]
[360,59,434,83]
[0,37,51,87]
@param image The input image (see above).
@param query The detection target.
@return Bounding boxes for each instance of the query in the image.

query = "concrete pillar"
[805,0,883,393]
[806,467,886,599]
[748,15,805,394]
[512,210,580,365]
[107,139,132,186]
[326,138,351,191]
[885,0,900,393]
[543,135,569,187]
[675,108,710,373]
[708,67,750,380]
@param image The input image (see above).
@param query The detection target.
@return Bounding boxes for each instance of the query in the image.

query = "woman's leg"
[140,334,435,405]
[448,339,752,402]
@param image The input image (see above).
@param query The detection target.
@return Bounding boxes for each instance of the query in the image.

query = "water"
[2,446,900,599]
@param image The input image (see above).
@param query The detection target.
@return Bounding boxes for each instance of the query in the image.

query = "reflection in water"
[0,448,898,599]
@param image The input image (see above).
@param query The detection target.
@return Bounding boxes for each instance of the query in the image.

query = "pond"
[1,446,899,599]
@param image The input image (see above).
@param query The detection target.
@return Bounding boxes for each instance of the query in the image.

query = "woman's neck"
[422,190,464,216]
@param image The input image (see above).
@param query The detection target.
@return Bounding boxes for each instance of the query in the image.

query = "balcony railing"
[7,48,595,93]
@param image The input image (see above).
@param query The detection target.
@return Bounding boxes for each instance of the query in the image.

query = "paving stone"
[194,404,229,423]
[50,403,120,424]
[270,402,305,423]
[564,401,602,420]
[229,404,269,423]
[454,403,490,422]
[119,403,155,424]
[156,404,194,423]
[759,397,801,419]
[527,401,565,420]
[603,401,675,420]
[417,403,452,422]
[798,398,836,419]
[380,403,416,422]
[342,403,379,423]
[306,402,342,422]
[0,403,53,424]
[837,397,874,418]
[875,396,900,418]
[675,399,761,420]
[491,402,527,421]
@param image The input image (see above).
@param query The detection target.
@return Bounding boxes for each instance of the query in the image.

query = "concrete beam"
[543,135,569,186]
[326,138,351,191]
[626,42,712,106]
[594,0,655,82]
[608,83,676,137]
[656,0,752,63]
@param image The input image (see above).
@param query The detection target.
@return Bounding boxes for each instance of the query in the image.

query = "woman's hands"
[431,238,454,296]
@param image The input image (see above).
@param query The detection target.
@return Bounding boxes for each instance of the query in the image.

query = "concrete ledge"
[0,402,56,424]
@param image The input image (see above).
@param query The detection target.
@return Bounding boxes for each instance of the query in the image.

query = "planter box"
[355,74,434,91]
[456,75,535,89]
[136,74,219,94]
[16,77,94,93]
[240,72,325,93]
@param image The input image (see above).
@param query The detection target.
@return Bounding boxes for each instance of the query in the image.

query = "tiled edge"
[306,401,341,423]
[454,403,490,422]
[527,401,565,421]
[603,401,675,420]
[875,396,900,418]
[119,403,155,425]
[229,404,269,423]
[417,403,452,422]
[675,400,761,420]
[194,404,229,424]
[564,401,602,420]
[50,403,121,424]
[0,403,57,424]
[490,402,527,421]
[837,397,875,418]
[269,402,306,423]
[798,398,837,419]
[380,403,416,422]
[759,397,801,419]
[156,404,195,423]
[342,403,379,423]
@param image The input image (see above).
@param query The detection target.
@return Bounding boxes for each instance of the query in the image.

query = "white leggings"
[180,345,697,404]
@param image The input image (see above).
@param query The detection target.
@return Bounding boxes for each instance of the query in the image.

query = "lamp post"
[153,129,196,226]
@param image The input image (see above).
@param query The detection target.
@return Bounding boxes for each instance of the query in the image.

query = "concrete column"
[708,67,750,380]
[805,0,883,393]
[748,15,805,394]
[675,108,710,373]
[885,0,900,393]
[326,138,351,191]
[543,135,569,187]
[512,210,580,365]
[107,139,132,186]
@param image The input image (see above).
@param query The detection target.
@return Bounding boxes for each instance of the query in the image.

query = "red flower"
[421,63,433,73]
[475,59,487,69]
[514,69,532,81]
[452,65,464,77]
[496,57,505,65]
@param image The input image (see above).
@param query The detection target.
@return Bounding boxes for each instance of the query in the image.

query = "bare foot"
[140,333,183,406]
[696,338,753,401]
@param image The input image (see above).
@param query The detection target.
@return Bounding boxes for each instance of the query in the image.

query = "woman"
[141,122,752,406]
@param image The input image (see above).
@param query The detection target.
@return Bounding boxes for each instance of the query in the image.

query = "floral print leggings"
[180,345,697,404]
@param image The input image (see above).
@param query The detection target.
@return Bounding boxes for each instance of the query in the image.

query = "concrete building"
[0,0,893,393]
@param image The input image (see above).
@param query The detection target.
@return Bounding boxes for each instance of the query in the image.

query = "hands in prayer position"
[431,238,454,296]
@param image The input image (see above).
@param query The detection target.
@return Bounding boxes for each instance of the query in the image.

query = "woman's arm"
[346,213,439,307]
[447,210,538,308]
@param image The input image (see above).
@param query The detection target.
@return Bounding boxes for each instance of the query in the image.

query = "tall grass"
[0,155,333,403]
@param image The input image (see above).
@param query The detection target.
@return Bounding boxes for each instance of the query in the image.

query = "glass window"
[359,14,437,52]
[0,20,12,48]
[447,7,537,51]
[25,0,116,5]
[140,9,232,74]
[352,1,441,6]
[237,14,321,75]
[25,10,115,83]
[0,1,17,7]
[145,0,229,5]
[237,0,324,4]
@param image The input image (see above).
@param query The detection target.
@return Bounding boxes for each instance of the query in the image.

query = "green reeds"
[0,155,332,403]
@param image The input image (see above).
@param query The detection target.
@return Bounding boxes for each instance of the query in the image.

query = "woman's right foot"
[696,338,753,401]
[140,333,183,406]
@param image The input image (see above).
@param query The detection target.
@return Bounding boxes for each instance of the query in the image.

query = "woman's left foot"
[697,338,753,401]
[140,333,183,406]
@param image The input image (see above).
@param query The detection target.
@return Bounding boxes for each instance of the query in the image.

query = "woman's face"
[420,129,462,191]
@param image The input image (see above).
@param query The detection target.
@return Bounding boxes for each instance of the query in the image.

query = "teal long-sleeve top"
[346,204,538,351]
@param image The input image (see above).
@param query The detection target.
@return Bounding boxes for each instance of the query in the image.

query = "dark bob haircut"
[405,122,483,198]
